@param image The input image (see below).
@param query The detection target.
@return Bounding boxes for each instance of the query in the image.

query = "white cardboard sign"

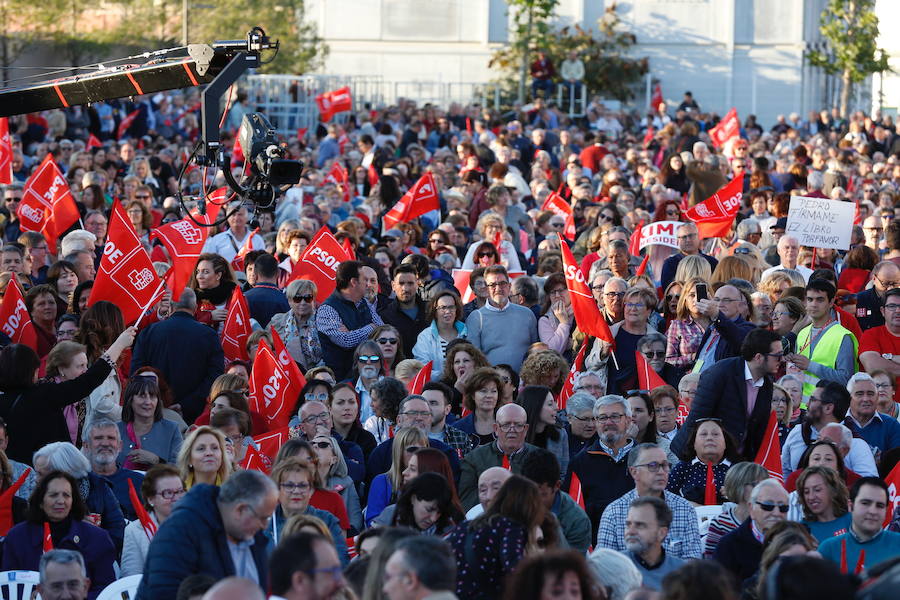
[785,197,855,250]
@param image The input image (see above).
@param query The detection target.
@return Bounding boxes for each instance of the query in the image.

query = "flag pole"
[134,280,166,329]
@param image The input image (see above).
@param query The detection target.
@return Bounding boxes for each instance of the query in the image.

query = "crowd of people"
[2,84,900,600]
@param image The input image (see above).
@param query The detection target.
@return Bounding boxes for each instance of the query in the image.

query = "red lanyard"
[797,319,833,356]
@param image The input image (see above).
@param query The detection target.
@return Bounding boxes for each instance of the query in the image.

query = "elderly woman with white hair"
[565,391,598,457]
[586,547,643,600]
[308,432,363,533]
[267,278,322,371]
[33,441,126,553]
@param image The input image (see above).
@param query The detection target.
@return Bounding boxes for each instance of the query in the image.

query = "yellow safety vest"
[797,322,858,405]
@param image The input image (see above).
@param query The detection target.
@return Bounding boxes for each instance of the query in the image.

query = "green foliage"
[489,2,647,105]
[188,0,328,75]
[805,0,890,115]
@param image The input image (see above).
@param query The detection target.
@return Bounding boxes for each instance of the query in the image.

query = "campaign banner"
[637,220,681,250]
[785,196,855,250]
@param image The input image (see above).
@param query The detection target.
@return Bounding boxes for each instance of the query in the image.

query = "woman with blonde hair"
[176,426,232,489]
[710,255,755,286]
[665,277,713,370]
[674,254,712,284]
[365,427,428,526]
[758,270,796,304]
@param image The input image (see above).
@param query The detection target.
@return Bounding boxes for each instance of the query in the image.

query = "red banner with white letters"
[248,339,296,431]
[150,200,223,301]
[221,285,251,363]
[541,192,575,241]
[316,87,353,122]
[270,327,307,391]
[683,173,744,239]
[556,338,587,411]
[289,226,351,303]
[708,107,740,148]
[0,118,12,185]
[561,242,613,343]
[87,200,164,324]
[754,411,783,483]
[18,154,80,254]
[382,172,440,231]
[0,279,36,351]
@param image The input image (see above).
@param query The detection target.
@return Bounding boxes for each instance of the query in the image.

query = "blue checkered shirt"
[596,489,702,559]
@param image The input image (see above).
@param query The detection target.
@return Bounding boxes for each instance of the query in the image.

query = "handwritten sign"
[638,220,681,250]
[785,197,855,250]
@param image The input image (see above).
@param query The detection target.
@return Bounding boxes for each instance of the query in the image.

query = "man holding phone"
[692,284,756,374]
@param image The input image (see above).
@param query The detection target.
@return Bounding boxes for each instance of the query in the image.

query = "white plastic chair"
[95,574,142,600]
[694,504,723,539]
[0,570,41,600]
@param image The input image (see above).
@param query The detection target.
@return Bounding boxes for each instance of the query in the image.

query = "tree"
[188,0,328,75]
[806,0,891,117]
[489,2,647,106]
[489,0,559,104]
[0,0,61,85]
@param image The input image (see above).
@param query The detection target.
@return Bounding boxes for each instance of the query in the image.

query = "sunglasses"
[358,355,380,363]
[755,502,789,513]
[293,295,314,303]
[405,445,422,454]
[312,441,332,449]
[478,252,496,258]
[376,338,398,345]
[642,351,666,359]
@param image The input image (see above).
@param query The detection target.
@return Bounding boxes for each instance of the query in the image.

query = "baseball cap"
[771,217,788,231]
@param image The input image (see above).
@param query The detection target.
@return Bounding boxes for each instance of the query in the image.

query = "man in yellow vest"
[786,280,858,405]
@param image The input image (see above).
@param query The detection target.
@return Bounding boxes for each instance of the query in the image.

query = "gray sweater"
[465,301,538,371]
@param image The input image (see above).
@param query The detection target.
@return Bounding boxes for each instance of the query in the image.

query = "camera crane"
[0,27,303,223]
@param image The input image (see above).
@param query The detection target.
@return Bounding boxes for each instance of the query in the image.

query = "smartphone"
[696,283,708,301]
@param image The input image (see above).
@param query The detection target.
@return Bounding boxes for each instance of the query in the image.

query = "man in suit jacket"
[671,328,783,461]
[130,288,225,423]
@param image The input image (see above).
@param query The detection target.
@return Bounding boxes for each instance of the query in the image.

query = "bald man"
[202,577,265,600]
[458,403,538,510]
[465,466,513,519]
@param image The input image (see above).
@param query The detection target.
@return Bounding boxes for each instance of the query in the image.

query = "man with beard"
[781,381,878,478]
[596,443,701,559]
[565,395,636,541]
[379,264,431,353]
[82,417,144,521]
[422,382,478,458]
[624,497,684,591]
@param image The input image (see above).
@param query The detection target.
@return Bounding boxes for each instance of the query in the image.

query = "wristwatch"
[883,353,894,360]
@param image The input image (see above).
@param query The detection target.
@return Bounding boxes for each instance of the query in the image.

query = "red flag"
[754,411,783,482]
[127,478,157,540]
[0,118,12,185]
[882,460,900,527]
[683,173,744,239]
[325,161,348,186]
[0,278,37,352]
[561,242,614,343]
[88,200,164,325]
[557,338,588,411]
[569,471,586,510]
[708,108,740,148]
[150,215,212,302]
[367,164,379,186]
[221,286,251,363]
[270,327,307,393]
[650,83,663,110]
[341,237,356,260]
[541,192,576,241]
[382,172,440,231]
[43,522,53,553]
[635,253,650,276]
[628,220,645,256]
[230,228,260,272]
[297,128,308,141]
[289,227,351,303]
[252,427,290,461]
[18,153,80,254]
[705,462,717,506]
[315,86,353,122]
[408,361,433,394]
[240,444,270,473]
[635,351,667,391]
[642,126,655,146]
[86,134,102,150]
[248,339,295,431]
[117,109,140,140]
[0,468,31,535]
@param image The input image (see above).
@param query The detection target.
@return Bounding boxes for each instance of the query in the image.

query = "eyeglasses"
[429,238,443,244]
[307,565,344,583]
[875,383,894,390]
[715,297,742,304]
[642,351,666,359]
[595,413,625,424]
[497,422,526,432]
[135,194,152,200]
[599,214,615,222]
[634,461,671,473]
[292,294,314,303]
[625,389,650,397]
[279,482,311,493]
[477,252,496,258]
[405,445,422,454]
[550,222,565,229]
[312,441,333,449]
[755,501,789,513]
[436,305,456,312]
[400,410,431,418]
[157,488,185,500]
[304,392,328,403]
[302,412,329,424]
[604,291,626,299]
[486,281,510,290]
[570,414,594,422]
[590,284,606,292]
[771,311,791,318]
[245,503,273,528]
[357,355,380,363]
[666,294,680,302]
[884,303,900,312]
[376,337,398,345]
[624,302,646,310]
[875,274,900,288]
[765,352,785,360]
